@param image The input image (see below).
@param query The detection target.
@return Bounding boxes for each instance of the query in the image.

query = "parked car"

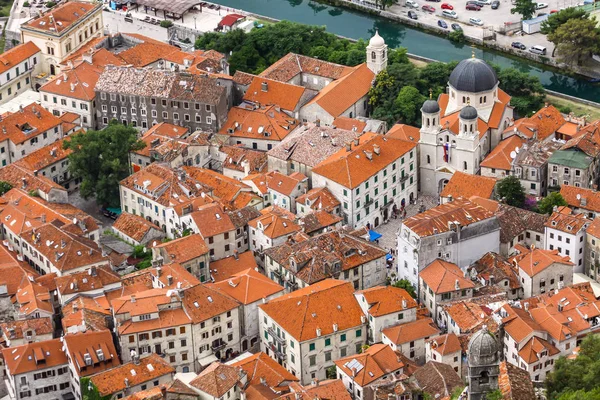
[466,4,481,10]
[491,0,500,8]
[550,9,559,12]
[511,41,526,50]
[441,2,453,9]
[469,17,484,25]
[442,9,458,18]
[536,2,548,8]
[477,0,492,4]
[438,19,448,28]
[426,0,441,2]
[408,10,419,18]
[451,23,462,30]
[529,45,547,55]
[422,4,435,11]
[406,0,419,8]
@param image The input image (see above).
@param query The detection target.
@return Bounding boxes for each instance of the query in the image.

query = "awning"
[198,354,218,366]
[368,230,382,242]
[386,253,393,260]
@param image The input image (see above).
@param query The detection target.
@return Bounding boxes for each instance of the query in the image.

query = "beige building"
[381,318,440,364]
[425,333,462,373]
[21,1,103,75]
[0,42,42,105]
[514,248,574,297]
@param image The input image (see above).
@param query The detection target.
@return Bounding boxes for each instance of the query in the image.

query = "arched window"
[433,118,436,125]
[427,155,431,164]
[479,371,490,385]
[484,96,487,103]
[464,124,468,132]
[445,135,449,142]
[463,161,468,170]
[426,118,430,127]
[462,96,466,103]
[470,124,473,132]
[371,51,376,60]
[479,97,483,104]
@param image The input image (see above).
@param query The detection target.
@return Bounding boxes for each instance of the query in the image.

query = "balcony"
[268,342,287,361]
[364,198,374,207]
[211,339,227,352]
[267,327,286,345]
[399,174,409,183]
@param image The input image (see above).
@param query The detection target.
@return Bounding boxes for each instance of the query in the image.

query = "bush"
[558,105,572,114]
[45,1,56,7]
[449,30,465,43]
[23,1,30,6]
[160,20,173,28]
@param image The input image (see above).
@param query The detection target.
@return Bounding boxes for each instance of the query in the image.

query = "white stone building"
[544,210,589,273]
[515,248,574,298]
[381,318,440,364]
[0,42,42,106]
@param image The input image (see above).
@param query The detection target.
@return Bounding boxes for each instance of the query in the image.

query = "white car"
[406,0,419,8]
[469,17,484,25]
[536,2,548,8]
[442,9,458,18]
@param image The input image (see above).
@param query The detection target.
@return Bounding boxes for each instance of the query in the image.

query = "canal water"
[211,0,600,102]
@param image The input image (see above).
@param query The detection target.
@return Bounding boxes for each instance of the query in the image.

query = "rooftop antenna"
[429,88,433,99]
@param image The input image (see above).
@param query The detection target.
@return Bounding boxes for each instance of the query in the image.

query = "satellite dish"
[515,146,520,153]
[510,151,517,159]
[577,194,581,200]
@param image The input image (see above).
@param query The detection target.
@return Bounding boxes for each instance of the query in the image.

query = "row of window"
[0,78,29,101]
[100,93,213,112]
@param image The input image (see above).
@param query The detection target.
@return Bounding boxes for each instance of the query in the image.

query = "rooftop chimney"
[261,81,268,92]
[373,144,380,155]
[354,138,360,146]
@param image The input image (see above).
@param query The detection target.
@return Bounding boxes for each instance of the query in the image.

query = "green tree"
[496,175,526,208]
[511,0,536,21]
[448,30,465,43]
[0,181,12,196]
[484,390,504,400]
[537,192,568,215]
[546,334,600,399]
[395,86,425,126]
[496,67,545,116]
[63,121,145,207]
[417,61,457,95]
[81,377,111,400]
[548,18,600,66]
[159,20,173,28]
[540,7,589,35]
[392,279,417,298]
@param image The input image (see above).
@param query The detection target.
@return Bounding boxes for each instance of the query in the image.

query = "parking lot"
[388,0,557,56]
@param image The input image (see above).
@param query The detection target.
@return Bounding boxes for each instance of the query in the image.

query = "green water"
[213,0,600,102]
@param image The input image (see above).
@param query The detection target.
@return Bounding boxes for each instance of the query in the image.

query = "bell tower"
[366,30,388,74]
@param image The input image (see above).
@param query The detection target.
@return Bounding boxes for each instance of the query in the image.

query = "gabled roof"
[561,185,600,213]
[356,286,416,317]
[40,60,108,101]
[63,330,120,377]
[244,76,310,112]
[248,207,301,239]
[154,233,209,263]
[382,318,440,345]
[208,268,284,305]
[189,203,236,238]
[516,248,573,277]
[22,1,99,35]
[112,212,163,243]
[0,317,53,341]
[498,361,537,400]
[296,187,340,213]
[259,279,364,342]
[444,301,491,333]
[210,251,258,282]
[0,42,40,75]
[0,102,61,145]
[259,53,352,83]
[426,333,462,355]
[504,105,566,140]
[412,361,464,400]
[299,210,343,235]
[190,362,242,397]
[480,135,525,171]
[386,124,420,144]
[14,138,72,172]
[287,379,352,400]
[518,336,560,364]
[440,171,496,200]
[182,284,240,324]
[335,343,404,387]
[420,259,475,294]
[2,338,67,375]
[0,164,66,196]
[544,211,589,234]
[55,265,120,295]
[231,352,298,390]
[219,104,299,142]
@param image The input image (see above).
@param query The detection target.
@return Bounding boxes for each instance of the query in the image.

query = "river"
[211,0,600,103]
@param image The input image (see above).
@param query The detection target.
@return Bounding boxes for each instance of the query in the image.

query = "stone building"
[467,327,500,400]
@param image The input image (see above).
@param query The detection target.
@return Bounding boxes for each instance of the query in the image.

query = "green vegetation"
[484,390,504,400]
[450,386,467,400]
[448,30,465,43]
[63,120,145,207]
[160,19,173,28]
[546,93,600,120]
[45,1,56,7]
[496,175,526,208]
[22,1,29,6]
[537,192,568,215]
[541,7,589,35]
[0,0,12,17]
[547,18,600,66]
[493,65,546,117]
[511,0,537,21]
[546,334,600,399]
[0,181,12,196]
[392,279,417,298]
[132,245,152,269]
[81,377,112,400]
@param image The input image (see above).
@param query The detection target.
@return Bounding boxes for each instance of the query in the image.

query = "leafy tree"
[537,192,568,215]
[496,67,545,116]
[326,366,337,379]
[484,390,504,400]
[511,0,537,21]
[392,279,417,298]
[23,1,29,6]
[81,377,111,400]
[159,20,173,28]
[387,47,410,65]
[395,86,425,126]
[548,18,600,66]
[0,181,12,196]
[63,121,145,207]
[449,30,465,43]
[546,334,600,399]
[45,1,56,7]
[541,7,589,35]
[417,61,457,95]
[496,176,526,208]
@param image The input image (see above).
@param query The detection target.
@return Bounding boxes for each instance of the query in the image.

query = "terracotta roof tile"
[444,301,491,333]
[412,361,464,399]
[189,203,236,238]
[288,379,352,400]
[504,105,566,140]
[22,1,99,34]
[386,124,420,143]
[426,333,461,355]
[208,268,283,305]
[182,284,240,324]
[440,171,496,200]
[259,279,364,342]
[248,207,301,240]
[190,362,242,397]
[498,361,536,400]
[296,187,340,213]
[260,53,352,83]
[356,286,416,317]
[112,212,162,243]
[244,77,309,112]
[210,251,258,282]
[0,164,66,196]
[0,317,53,341]
[382,318,440,345]
[219,105,299,142]
[154,233,209,263]
[544,211,589,234]
[0,42,40,75]
[62,296,112,333]
[333,117,367,133]
[231,352,298,389]
[335,343,405,386]
[40,60,109,101]
[64,330,120,377]
[2,338,67,375]
[561,185,600,213]
[0,102,62,145]
[221,145,268,174]
[299,210,342,235]
[420,259,475,294]
[90,354,174,396]
[518,336,560,364]
[516,248,573,277]
[481,135,525,171]
[14,138,72,172]
[55,265,120,295]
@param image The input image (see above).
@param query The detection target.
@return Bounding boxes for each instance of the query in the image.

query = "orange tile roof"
[2,338,67,375]
[587,217,600,238]
[62,296,112,332]
[529,305,575,342]
[386,124,420,144]
[14,138,72,172]
[504,105,566,141]
[382,318,440,345]
[265,171,306,197]
[208,268,283,305]
[0,317,53,341]
[299,210,342,235]
[426,333,462,355]
[90,354,175,397]
[221,145,268,174]
[151,263,201,289]
[154,233,209,263]
[244,77,308,112]
[259,279,364,342]
[64,330,120,377]
[182,167,254,205]
[440,171,496,200]
[334,343,405,386]
[296,187,340,213]
[190,362,242,397]
[516,248,573,277]
[0,42,40,75]
[518,336,560,364]
[0,103,62,145]
[288,379,352,400]
[55,265,120,295]
[307,63,374,118]
[40,61,107,101]
[0,164,66,196]
[0,245,39,296]
[248,207,301,239]
[560,120,600,157]
[231,352,298,389]
[419,259,475,294]
[561,185,600,213]
[498,361,537,400]
[440,111,489,139]
[544,211,589,234]
[480,135,525,171]
[189,203,236,238]
[312,132,416,189]
[260,53,352,83]
[444,301,491,333]
[112,288,179,318]
[219,105,299,142]
[356,286,417,317]
[403,198,495,237]
[210,251,258,282]
[22,1,99,35]
[333,117,367,133]
[112,212,162,243]
[182,284,240,324]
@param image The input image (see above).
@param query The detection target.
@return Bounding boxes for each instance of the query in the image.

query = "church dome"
[468,328,499,366]
[369,30,385,48]
[422,99,440,114]
[460,105,478,120]
[449,57,497,93]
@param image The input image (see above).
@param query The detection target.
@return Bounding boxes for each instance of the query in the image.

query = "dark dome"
[468,328,499,366]
[422,99,440,114]
[460,105,478,120]
[449,58,498,93]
